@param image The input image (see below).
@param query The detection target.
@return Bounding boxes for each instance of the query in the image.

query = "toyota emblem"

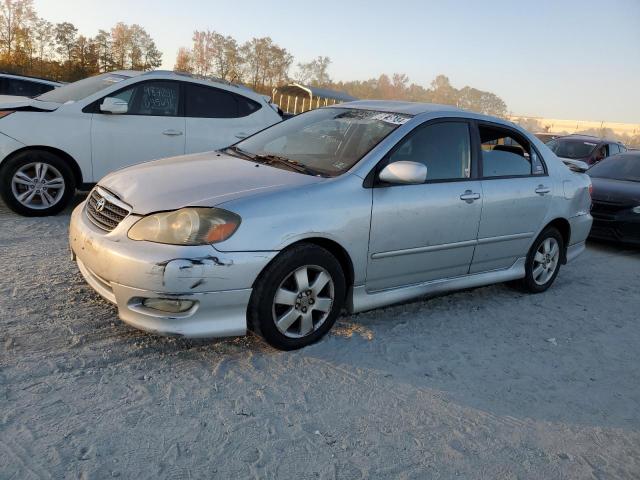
[95,197,106,212]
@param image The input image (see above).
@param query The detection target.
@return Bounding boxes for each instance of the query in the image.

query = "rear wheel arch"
[542,218,571,263]
[1,146,83,187]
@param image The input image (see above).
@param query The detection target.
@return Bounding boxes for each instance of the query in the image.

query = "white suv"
[0,71,282,216]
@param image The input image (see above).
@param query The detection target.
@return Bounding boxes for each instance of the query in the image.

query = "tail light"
[588,184,593,197]
[0,110,14,119]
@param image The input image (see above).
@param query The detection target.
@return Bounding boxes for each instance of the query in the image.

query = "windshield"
[36,73,132,103]
[233,108,412,176]
[546,138,598,159]
[588,154,640,182]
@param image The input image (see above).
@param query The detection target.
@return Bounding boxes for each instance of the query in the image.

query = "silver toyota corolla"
[69,101,593,350]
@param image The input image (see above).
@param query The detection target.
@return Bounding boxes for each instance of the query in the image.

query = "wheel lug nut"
[301,307,307,313]
[309,299,314,304]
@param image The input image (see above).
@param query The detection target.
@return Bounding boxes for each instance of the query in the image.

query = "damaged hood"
[99,151,323,215]
[0,95,61,111]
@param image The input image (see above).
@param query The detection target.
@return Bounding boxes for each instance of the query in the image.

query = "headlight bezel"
[127,207,241,246]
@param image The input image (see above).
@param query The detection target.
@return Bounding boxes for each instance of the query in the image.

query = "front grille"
[85,187,131,232]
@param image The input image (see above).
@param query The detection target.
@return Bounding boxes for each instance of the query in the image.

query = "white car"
[0,71,282,216]
[0,72,61,99]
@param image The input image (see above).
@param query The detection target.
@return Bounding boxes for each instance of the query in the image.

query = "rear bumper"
[566,213,593,262]
[589,218,640,246]
[69,201,277,338]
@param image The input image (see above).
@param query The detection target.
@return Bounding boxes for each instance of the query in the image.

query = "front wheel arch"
[2,146,83,187]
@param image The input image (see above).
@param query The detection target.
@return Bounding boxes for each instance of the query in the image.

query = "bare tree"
[296,56,331,86]
[54,22,77,64]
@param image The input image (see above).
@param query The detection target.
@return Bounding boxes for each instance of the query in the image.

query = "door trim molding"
[370,232,533,260]
[371,239,477,259]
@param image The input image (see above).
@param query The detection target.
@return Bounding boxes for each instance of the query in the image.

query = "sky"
[34,0,640,123]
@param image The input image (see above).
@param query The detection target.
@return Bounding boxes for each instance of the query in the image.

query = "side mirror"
[100,97,128,114]
[563,159,589,173]
[379,161,427,185]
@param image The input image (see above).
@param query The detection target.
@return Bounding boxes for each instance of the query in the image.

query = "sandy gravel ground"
[1,195,640,479]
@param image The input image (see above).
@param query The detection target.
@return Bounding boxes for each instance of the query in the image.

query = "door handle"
[235,132,249,139]
[162,129,183,136]
[460,190,481,203]
[535,185,551,195]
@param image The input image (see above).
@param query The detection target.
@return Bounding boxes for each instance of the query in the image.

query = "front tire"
[0,150,75,216]
[248,244,346,350]
[522,227,564,293]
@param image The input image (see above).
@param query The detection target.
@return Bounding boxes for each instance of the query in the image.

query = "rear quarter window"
[185,83,262,118]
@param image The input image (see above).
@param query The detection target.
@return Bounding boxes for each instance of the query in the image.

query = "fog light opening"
[141,298,195,313]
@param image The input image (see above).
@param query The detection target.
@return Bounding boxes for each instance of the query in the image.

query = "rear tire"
[522,227,564,293]
[248,244,346,350]
[0,150,75,216]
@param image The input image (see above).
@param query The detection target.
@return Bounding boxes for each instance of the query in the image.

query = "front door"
[367,120,483,292]
[91,80,185,181]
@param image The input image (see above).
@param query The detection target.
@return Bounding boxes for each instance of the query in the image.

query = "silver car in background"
[69,101,593,350]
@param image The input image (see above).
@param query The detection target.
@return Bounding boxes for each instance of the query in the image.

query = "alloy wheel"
[532,237,560,286]
[10,162,65,210]
[272,265,335,338]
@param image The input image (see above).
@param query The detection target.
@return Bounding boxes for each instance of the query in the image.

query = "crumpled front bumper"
[69,201,278,338]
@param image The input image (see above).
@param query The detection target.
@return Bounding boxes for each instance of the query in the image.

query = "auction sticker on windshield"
[371,112,412,125]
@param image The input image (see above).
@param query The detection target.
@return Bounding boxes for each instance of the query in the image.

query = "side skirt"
[347,258,526,313]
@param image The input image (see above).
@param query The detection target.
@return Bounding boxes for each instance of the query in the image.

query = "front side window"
[233,108,410,176]
[110,81,180,116]
[185,83,261,118]
[387,122,471,181]
[479,124,539,177]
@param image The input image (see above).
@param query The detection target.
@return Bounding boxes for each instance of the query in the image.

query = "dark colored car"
[547,135,627,171]
[588,152,640,245]
[0,73,61,98]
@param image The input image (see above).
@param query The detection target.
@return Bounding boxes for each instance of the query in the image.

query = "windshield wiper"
[253,153,321,176]
[224,145,255,160]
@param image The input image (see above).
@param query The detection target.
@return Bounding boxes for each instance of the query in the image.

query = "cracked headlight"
[128,208,241,245]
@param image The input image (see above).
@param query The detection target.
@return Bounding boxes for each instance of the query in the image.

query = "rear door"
[184,83,270,154]
[91,80,185,180]
[366,120,483,291]
[470,122,552,273]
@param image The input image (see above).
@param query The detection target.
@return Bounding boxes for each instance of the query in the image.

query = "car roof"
[137,70,265,101]
[332,100,464,116]
[557,134,622,144]
[0,72,62,86]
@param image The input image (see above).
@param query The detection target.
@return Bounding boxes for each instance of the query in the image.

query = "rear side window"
[185,83,261,118]
[388,122,471,181]
[608,143,619,156]
[479,124,543,177]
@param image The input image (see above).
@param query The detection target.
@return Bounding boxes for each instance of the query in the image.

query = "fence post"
[294,97,298,114]
[286,95,291,113]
